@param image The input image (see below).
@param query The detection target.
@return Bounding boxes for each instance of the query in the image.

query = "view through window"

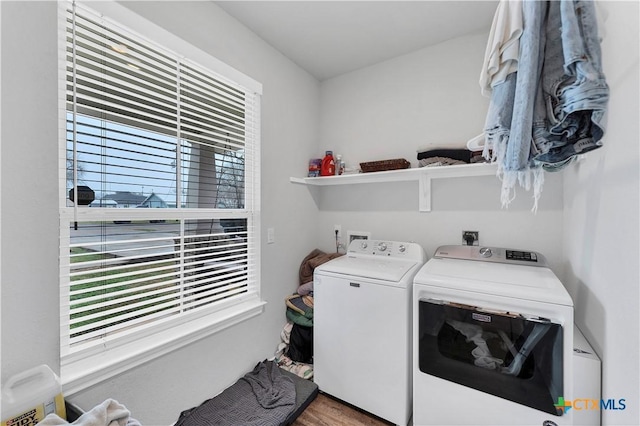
[61,1,260,357]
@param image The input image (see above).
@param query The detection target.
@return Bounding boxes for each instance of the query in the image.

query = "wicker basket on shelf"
[359,158,411,173]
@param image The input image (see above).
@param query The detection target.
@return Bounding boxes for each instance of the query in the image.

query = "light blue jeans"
[484,0,547,172]
[483,0,547,208]
[533,0,609,169]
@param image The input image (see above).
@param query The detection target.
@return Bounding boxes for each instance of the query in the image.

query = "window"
[60,1,263,392]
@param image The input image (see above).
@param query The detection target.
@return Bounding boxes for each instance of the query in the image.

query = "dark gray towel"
[240,361,296,410]
[175,361,296,426]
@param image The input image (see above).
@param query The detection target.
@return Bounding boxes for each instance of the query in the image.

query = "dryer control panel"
[433,245,548,267]
[347,239,425,262]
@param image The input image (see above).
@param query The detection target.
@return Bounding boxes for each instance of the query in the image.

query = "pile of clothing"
[274,249,342,379]
[416,147,484,168]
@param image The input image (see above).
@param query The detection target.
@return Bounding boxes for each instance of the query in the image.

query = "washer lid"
[414,257,573,306]
[315,255,420,283]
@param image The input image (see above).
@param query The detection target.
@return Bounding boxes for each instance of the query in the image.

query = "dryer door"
[418,299,564,416]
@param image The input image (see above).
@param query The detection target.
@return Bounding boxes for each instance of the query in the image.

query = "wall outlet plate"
[347,230,371,245]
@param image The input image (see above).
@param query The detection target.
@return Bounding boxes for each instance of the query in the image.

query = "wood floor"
[291,392,393,426]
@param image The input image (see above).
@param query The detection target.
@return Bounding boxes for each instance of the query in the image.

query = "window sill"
[61,297,266,396]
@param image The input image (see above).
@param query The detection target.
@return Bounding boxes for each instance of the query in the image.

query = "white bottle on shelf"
[335,154,344,175]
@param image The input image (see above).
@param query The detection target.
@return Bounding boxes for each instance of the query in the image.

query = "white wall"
[0,2,59,379]
[320,32,490,168]
[1,0,60,383]
[1,1,320,424]
[316,32,565,273]
[562,2,640,425]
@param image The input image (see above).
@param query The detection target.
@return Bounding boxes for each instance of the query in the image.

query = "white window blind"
[60,1,261,362]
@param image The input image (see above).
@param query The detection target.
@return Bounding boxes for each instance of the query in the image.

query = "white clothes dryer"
[413,245,577,426]
[314,239,426,426]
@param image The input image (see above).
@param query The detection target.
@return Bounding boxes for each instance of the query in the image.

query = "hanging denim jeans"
[484,0,547,209]
[483,0,609,210]
[533,0,609,169]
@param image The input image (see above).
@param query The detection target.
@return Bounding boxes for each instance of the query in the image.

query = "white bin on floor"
[1,365,66,426]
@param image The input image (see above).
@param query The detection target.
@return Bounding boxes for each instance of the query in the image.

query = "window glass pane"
[69,220,182,345]
[179,61,246,209]
[215,150,245,209]
[180,141,245,209]
[68,218,250,347]
[66,113,246,210]
[182,218,249,310]
[67,113,177,208]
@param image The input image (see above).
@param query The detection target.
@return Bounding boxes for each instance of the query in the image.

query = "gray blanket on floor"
[175,361,296,426]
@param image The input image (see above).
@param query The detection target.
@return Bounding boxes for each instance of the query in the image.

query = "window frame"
[58,0,264,395]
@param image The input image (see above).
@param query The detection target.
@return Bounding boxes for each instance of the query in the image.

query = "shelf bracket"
[419,174,431,212]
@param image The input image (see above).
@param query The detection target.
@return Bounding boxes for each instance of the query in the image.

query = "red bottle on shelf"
[320,151,335,176]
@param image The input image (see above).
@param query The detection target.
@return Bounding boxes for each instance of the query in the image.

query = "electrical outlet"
[267,227,275,244]
[333,225,344,253]
[462,231,479,246]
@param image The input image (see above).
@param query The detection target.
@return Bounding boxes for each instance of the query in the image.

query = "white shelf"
[290,162,498,211]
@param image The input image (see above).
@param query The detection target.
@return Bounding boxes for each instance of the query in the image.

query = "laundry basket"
[65,401,84,422]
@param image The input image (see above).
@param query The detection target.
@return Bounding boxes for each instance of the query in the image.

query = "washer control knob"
[398,244,406,253]
[479,247,493,258]
[377,242,387,252]
[360,241,368,249]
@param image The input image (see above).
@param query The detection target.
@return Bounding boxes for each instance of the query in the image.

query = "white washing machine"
[314,239,426,426]
[413,245,579,426]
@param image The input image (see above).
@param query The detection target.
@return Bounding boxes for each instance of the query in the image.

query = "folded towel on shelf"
[416,149,472,163]
[419,157,467,168]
